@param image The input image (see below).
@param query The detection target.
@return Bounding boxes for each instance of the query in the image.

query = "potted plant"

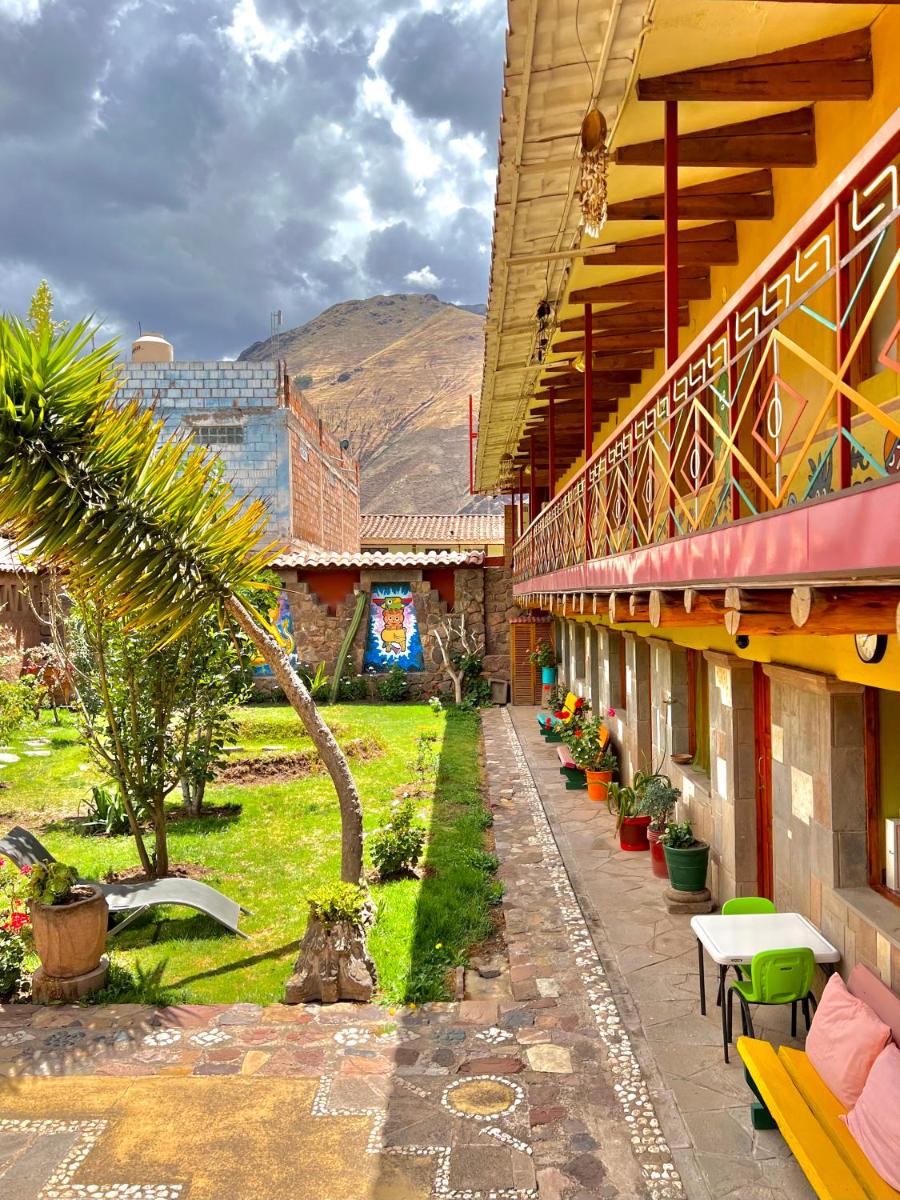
[529,641,557,687]
[660,820,710,892]
[639,777,681,878]
[563,716,617,802]
[25,861,108,980]
[607,782,651,851]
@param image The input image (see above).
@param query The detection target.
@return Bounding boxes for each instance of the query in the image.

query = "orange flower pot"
[585,769,612,803]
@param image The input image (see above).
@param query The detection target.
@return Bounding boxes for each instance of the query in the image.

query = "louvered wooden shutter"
[511,624,538,704]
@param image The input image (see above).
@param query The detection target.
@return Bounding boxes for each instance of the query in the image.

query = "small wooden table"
[691,912,840,1061]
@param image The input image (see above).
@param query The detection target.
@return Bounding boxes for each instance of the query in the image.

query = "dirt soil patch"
[216,736,383,785]
[104,862,213,883]
[166,803,242,824]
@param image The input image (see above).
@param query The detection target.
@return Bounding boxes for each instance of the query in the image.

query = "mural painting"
[364,584,424,672]
[252,589,299,676]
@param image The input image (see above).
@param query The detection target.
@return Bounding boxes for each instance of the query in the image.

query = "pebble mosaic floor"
[0,708,705,1199]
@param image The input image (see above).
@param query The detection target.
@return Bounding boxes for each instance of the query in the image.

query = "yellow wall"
[551,7,900,498]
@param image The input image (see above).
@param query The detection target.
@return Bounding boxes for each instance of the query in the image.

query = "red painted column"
[583,303,593,561]
[529,433,537,519]
[548,387,556,498]
[518,466,525,533]
[835,198,852,491]
[664,100,679,369]
[728,311,742,521]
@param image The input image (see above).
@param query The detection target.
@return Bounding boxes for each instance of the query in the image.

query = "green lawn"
[0,703,496,1006]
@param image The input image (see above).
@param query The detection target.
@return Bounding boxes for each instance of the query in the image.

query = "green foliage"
[0,317,275,639]
[487,880,504,906]
[80,784,133,837]
[660,820,697,849]
[0,857,31,997]
[369,798,426,878]
[427,695,443,715]
[297,661,330,702]
[414,728,438,779]
[547,682,566,711]
[465,849,498,874]
[460,675,492,710]
[24,861,79,906]
[606,781,640,830]
[377,665,409,701]
[337,674,368,702]
[562,715,616,771]
[306,881,368,925]
[638,777,681,832]
[26,280,68,343]
[0,678,33,742]
[528,640,555,668]
[0,929,26,999]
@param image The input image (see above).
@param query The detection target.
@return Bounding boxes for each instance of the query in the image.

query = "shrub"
[369,799,426,878]
[23,861,79,906]
[306,881,368,925]
[414,728,438,779]
[461,675,492,710]
[337,674,368,702]
[0,678,33,743]
[466,849,498,874]
[377,665,409,702]
[528,641,555,668]
[0,858,31,998]
[427,695,443,715]
[638,778,681,832]
[0,928,26,999]
[80,784,133,837]
[298,661,330,702]
[660,820,697,849]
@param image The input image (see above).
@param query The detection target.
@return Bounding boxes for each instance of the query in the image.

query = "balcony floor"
[506,707,817,1200]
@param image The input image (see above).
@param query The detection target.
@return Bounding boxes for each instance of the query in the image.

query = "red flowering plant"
[0,857,32,999]
[561,713,615,772]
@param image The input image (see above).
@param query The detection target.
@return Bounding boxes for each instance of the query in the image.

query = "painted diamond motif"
[751,374,808,464]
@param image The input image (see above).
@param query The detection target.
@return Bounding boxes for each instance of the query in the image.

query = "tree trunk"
[150,797,168,879]
[225,595,364,884]
[451,670,463,705]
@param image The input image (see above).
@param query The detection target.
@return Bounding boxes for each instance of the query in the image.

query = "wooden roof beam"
[539,368,645,385]
[615,109,816,168]
[570,268,711,306]
[637,29,872,103]
[556,304,688,334]
[554,330,665,355]
[606,170,774,222]
[584,221,738,268]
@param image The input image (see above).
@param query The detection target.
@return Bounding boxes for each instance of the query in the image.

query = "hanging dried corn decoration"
[580,107,609,238]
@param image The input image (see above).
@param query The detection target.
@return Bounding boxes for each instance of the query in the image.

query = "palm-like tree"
[0,317,364,883]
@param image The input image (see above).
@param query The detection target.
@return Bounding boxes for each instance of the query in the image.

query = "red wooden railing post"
[664,99,679,538]
[728,311,742,520]
[835,198,852,491]
[584,303,593,561]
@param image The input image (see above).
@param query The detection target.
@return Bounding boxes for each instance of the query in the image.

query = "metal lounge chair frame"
[0,826,251,939]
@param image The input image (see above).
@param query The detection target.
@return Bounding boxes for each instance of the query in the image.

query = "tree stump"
[284,916,377,1004]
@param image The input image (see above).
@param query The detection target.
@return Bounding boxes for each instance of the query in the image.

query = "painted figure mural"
[251,589,298,676]
[364,584,424,672]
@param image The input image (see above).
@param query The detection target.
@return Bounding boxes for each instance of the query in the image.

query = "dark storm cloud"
[0,0,503,358]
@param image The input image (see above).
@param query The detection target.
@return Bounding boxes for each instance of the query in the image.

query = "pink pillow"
[805,973,891,1107]
[843,1043,900,1190]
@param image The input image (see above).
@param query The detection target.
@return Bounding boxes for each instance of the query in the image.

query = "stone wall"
[0,572,44,678]
[276,564,517,700]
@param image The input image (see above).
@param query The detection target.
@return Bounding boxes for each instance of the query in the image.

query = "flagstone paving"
[508,707,816,1200]
[0,707,698,1200]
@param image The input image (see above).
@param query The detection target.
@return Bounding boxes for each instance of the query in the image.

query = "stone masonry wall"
[483,566,521,682]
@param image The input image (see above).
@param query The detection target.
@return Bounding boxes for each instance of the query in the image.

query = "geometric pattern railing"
[514,119,900,584]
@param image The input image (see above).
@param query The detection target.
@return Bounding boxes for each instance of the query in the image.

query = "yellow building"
[476,1,900,988]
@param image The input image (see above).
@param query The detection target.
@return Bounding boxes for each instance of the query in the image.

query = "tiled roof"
[360,513,505,544]
[270,546,485,569]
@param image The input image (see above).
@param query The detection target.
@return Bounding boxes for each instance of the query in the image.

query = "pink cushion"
[843,1042,900,1190]
[805,973,891,1107]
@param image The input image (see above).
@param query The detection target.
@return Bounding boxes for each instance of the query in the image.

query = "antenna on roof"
[271,309,283,363]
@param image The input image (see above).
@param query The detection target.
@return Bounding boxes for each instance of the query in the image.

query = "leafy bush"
[414,728,438,779]
[487,880,504,906]
[377,665,409,702]
[528,640,555,668]
[298,661,330,701]
[465,849,498,874]
[80,784,133,837]
[0,928,26,999]
[0,678,33,742]
[306,881,368,925]
[23,861,79,906]
[0,858,31,998]
[369,798,426,878]
[638,778,681,832]
[660,820,697,849]
[337,674,368,702]
[461,675,492,710]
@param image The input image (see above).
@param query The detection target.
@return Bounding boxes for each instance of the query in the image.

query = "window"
[687,650,711,775]
[865,687,900,900]
[194,424,244,446]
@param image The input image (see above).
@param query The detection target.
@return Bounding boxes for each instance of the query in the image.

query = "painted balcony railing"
[513,112,900,586]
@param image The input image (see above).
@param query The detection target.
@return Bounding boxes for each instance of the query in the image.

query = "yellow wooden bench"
[738,1036,900,1200]
[539,690,580,741]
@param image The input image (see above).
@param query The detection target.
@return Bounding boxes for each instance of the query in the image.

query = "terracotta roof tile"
[360,513,505,545]
[270,546,485,569]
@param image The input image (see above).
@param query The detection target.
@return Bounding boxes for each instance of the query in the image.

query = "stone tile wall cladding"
[278,566,520,699]
[554,623,900,995]
[118,361,359,551]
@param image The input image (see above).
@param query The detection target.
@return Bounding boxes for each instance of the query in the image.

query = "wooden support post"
[584,303,593,561]
[664,100,680,369]
[608,592,628,624]
[684,589,728,623]
[529,434,537,519]
[792,586,900,635]
[728,311,742,521]
[649,589,720,628]
[723,588,795,636]
[628,593,652,622]
[548,387,557,498]
[609,592,650,623]
[517,467,524,536]
[835,199,852,490]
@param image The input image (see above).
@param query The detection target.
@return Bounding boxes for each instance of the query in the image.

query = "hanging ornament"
[580,107,609,239]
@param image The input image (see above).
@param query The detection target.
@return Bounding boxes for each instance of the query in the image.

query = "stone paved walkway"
[509,707,816,1200]
[0,708,693,1200]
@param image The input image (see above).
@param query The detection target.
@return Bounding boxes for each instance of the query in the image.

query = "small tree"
[432,612,485,705]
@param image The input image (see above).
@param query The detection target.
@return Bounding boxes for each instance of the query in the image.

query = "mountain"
[238,293,497,514]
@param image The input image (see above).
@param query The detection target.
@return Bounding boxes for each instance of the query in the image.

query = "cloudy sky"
[0,0,505,357]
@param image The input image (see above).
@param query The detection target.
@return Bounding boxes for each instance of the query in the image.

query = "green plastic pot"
[662,840,710,892]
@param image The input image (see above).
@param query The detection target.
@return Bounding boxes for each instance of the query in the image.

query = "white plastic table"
[691,912,840,1061]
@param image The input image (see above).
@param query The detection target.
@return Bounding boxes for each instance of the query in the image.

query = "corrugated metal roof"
[270,547,485,569]
[360,513,505,544]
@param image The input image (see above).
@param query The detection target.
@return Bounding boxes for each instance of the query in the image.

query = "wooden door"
[753,663,774,900]
[511,624,537,704]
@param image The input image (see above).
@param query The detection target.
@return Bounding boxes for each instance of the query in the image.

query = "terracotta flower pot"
[30,885,108,980]
[585,769,612,803]
[648,827,669,878]
[619,814,651,852]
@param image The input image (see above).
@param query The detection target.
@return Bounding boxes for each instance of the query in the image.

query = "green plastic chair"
[716,897,777,1003]
[726,947,817,1050]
